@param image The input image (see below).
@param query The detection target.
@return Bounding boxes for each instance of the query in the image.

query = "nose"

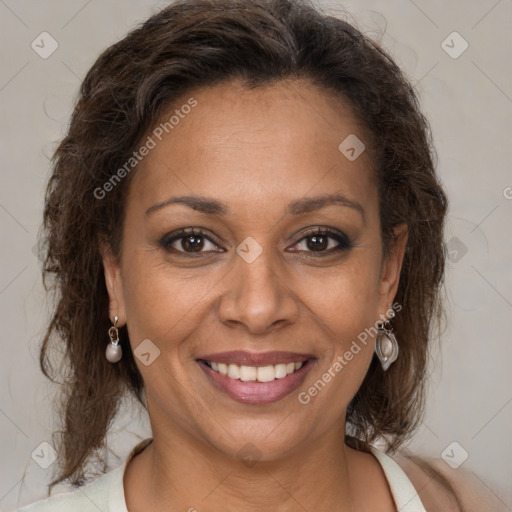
[217,248,300,335]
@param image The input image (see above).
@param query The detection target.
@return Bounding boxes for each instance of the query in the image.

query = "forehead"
[128,78,376,215]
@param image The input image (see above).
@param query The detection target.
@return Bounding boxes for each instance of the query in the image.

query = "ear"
[100,241,127,326]
[378,223,408,309]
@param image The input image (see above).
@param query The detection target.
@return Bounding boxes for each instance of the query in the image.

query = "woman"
[15,0,494,510]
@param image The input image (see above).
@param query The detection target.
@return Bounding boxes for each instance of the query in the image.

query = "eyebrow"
[145,193,366,222]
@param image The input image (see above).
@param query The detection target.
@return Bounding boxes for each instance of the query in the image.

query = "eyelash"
[159,227,353,257]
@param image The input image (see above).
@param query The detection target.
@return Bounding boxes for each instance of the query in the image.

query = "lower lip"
[197,359,315,404]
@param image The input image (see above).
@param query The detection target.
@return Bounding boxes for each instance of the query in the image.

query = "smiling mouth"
[201,360,305,382]
[195,350,316,404]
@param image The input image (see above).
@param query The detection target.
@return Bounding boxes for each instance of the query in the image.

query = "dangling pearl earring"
[375,310,399,371]
[106,315,122,363]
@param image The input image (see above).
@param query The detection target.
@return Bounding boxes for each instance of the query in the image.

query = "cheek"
[305,253,382,371]
[293,267,382,419]
[302,269,381,406]
[311,255,382,329]
[120,251,221,352]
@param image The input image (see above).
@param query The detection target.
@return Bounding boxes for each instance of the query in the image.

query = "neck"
[124,422,370,512]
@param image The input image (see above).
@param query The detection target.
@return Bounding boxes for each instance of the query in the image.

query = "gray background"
[1,0,511,510]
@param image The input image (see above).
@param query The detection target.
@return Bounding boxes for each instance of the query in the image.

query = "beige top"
[15,438,426,511]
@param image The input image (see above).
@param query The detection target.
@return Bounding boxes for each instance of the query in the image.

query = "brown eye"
[291,228,352,255]
[179,234,206,252]
[160,228,222,254]
[305,233,329,251]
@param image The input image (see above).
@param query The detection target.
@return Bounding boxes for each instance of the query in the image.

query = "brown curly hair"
[38,0,460,506]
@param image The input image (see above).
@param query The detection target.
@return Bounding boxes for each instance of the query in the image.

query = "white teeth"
[257,365,276,382]
[240,365,257,381]
[207,360,306,382]
[274,364,288,379]
[227,364,240,379]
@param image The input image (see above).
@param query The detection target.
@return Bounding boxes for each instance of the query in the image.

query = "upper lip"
[196,351,315,366]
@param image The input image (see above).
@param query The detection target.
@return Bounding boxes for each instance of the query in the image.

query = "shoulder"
[392,450,507,512]
[15,488,103,512]
[14,439,151,512]
[14,463,126,512]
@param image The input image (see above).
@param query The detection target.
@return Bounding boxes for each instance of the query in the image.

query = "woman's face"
[102,78,406,461]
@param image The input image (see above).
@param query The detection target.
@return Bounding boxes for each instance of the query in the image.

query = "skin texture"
[101,78,409,511]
